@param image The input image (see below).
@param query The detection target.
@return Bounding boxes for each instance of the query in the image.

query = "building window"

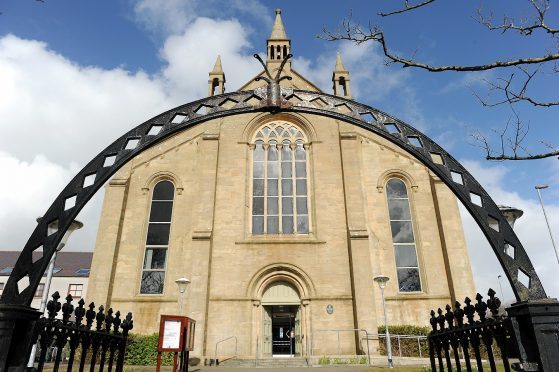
[0,267,13,275]
[75,268,90,276]
[386,178,422,292]
[140,180,174,294]
[251,122,309,235]
[68,284,83,298]
[35,283,45,298]
[0,282,4,294]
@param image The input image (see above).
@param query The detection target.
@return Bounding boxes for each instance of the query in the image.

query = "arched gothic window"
[140,180,174,294]
[386,178,422,292]
[252,122,309,235]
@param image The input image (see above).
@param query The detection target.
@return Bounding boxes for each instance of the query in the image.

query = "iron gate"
[29,292,133,372]
[427,289,535,372]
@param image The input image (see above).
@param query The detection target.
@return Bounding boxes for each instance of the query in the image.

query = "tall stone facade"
[87,9,475,359]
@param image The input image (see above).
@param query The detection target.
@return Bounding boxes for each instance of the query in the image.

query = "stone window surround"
[378,171,427,295]
[248,120,314,237]
[138,178,178,296]
[386,178,422,293]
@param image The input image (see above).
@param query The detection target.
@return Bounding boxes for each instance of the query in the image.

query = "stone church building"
[88,9,475,359]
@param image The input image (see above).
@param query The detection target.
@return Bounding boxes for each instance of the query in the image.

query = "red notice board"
[157,315,196,352]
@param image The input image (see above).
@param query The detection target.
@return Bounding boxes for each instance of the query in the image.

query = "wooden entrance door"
[295,306,302,356]
[262,306,273,357]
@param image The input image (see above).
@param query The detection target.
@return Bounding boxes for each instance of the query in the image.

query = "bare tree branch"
[477,0,558,36]
[378,0,436,17]
[472,66,559,108]
[486,150,559,160]
[471,107,558,160]
[323,0,559,161]
[322,19,559,71]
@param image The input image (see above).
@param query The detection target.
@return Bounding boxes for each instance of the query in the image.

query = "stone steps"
[219,357,309,368]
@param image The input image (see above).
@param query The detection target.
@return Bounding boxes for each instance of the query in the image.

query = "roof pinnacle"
[335,52,347,72]
[211,55,223,74]
[269,8,288,40]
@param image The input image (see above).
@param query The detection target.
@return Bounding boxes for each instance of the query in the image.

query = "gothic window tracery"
[251,122,309,235]
[140,180,174,294]
[386,178,422,292]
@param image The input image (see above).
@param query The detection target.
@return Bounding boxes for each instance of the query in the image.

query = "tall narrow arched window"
[386,178,422,292]
[270,45,275,60]
[140,180,174,294]
[252,122,309,235]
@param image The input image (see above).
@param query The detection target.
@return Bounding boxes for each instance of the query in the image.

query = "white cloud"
[0,35,170,166]
[132,0,272,36]
[294,41,409,102]
[440,70,495,94]
[0,152,103,251]
[458,159,559,302]
[0,15,260,250]
[159,17,260,100]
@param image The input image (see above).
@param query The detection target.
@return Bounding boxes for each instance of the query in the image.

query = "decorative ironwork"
[31,292,133,372]
[253,53,293,110]
[0,85,547,307]
[428,289,517,372]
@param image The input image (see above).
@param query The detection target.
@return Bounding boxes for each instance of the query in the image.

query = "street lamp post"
[175,278,191,314]
[27,218,83,368]
[535,185,559,264]
[374,275,393,369]
[497,275,504,302]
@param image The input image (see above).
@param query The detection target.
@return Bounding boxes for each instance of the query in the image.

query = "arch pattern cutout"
[0,86,546,305]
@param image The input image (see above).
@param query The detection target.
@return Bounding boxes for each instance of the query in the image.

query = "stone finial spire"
[267,9,291,66]
[332,53,352,99]
[208,55,225,96]
[335,52,347,72]
[211,55,223,74]
[269,9,288,40]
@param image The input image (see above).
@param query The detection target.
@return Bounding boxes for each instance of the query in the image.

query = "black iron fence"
[30,291,133,372]
[428,289,518,372]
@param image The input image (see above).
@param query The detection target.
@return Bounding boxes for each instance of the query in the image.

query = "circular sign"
[326,304,334,314]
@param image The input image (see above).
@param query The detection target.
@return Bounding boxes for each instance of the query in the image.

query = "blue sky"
[1,0,558,303]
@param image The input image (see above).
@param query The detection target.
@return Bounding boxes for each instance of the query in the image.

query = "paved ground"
[122,366,427,372]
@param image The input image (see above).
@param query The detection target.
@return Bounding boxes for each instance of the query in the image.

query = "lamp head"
[36,217,84,251]
[497,205,523,228]
[373,275,390,289]
[535,184,549,190]
[175,278,191,293]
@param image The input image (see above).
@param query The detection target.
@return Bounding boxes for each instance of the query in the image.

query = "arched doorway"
[261,281,301,357]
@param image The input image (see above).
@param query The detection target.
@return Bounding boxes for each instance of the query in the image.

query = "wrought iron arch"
[0,87,546,306]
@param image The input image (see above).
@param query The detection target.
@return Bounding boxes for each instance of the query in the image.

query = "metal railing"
[374,333,428,358]
[311,329,371,364]
[214,336,238,365]
[311,329,428,361]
